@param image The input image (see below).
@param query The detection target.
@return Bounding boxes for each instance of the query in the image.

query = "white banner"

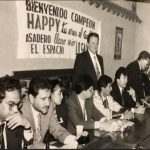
[16,0,101,59]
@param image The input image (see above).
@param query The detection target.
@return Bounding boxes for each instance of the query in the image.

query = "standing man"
[126,51,150,105]
[21,77,78,149]
[73,32,104,89]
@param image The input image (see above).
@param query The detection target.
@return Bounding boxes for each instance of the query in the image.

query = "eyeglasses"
[3,100,22,110]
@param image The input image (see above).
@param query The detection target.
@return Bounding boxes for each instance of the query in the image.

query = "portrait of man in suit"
[0,75,33,149]
[21,77,78,149]
[126,50,150,105]
[73,32,104,89]
[66,75,105,135]
[111,67,136,109]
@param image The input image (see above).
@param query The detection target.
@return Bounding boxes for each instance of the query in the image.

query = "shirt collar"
[118,85,123,94]
[30,104,40,117]
[100,93,107,101]
[88,49,96,58]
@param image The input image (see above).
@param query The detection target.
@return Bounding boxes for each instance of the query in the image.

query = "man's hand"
[122,110,133,120]
[6,112,31,130]
[127,87,136,99]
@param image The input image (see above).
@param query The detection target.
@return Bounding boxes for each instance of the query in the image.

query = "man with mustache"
[21,76,78,149]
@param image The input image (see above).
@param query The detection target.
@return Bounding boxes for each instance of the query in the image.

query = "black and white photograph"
[0,0,150,149]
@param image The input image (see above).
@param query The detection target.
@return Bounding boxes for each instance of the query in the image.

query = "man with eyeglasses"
[126,50,150,105]
[0,75,33,149]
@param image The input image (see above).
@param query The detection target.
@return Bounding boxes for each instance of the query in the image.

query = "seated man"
[93,75,122,120]
[21,77,78,149]
[66,75,109,135]
[111,67,145,115]
[0,75,33,149]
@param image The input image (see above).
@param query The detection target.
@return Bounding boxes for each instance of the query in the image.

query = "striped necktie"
[94,56,101,79]
[103,97,108,108]
[34,114,42,143]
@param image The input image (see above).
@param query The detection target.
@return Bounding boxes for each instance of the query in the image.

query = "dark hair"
[87,32,99,43]
[97,75,112,92]
[28,77,50,97]
[0,75,21,103]
[115,67,127,81]
[49,79,64,93]
[137,51,150,60]
[74,75,94,94]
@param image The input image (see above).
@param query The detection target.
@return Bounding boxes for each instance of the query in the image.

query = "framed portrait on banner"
[114,27,123,60]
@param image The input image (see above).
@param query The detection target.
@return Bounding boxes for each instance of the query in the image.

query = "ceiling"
[125,0,150,3]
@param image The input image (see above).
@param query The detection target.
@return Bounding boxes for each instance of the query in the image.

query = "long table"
[84,108,150,149]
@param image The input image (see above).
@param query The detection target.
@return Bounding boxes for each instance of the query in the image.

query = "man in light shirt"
[0,75,33,149]
[21,77,78,149]
[93,75,122,120]
[73,32,104,89]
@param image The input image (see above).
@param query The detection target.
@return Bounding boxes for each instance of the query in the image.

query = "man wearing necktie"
[0,75,33,149]
[21,77,78,149]
[93,75,122,120]
[73,32,104,89]
[111,67,137,109]
[67,75,108,135]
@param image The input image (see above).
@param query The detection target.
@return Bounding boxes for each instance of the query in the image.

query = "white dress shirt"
[88,50,102,76]
[93,90,122,119]
[77,95,104,129]
[30,105,41,142]
[78,96,87,121]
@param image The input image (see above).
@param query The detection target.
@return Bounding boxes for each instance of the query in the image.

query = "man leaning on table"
[0,75,33,149]
[21,76,78,149]
[66,75,117,135]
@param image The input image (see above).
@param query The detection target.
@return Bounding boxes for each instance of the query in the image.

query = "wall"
[0,0,136,79]
[134,3,150,59]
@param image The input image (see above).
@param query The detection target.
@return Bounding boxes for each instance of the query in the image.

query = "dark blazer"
[126,60,144,104]
[21,96,70,144]
[73,50,104,88]
[5,126,23,149]
[66,92,104,134]
[110,81,136,110]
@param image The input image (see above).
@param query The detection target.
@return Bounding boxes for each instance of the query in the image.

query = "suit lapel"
[114,82,123,106]
[75,94,85,119]
[24,101,36,132]
[96,54,103,75]
[86,50,97,79]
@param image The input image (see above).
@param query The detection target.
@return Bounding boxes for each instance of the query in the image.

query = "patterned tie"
[103,97,108,108]
[121,90,125,107]
[94,56,101,79]
[0,123,5,149]
[34,114,42,143]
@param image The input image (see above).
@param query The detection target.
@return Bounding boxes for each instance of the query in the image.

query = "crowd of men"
[0,32,150,149]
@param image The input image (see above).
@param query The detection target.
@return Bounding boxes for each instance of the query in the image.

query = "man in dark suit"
[111,67,137,110]
[21,77,78,149]
[66,75,107,135]
[73,32,104,89]
[0,75,33,149]
[126,51,150,105]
